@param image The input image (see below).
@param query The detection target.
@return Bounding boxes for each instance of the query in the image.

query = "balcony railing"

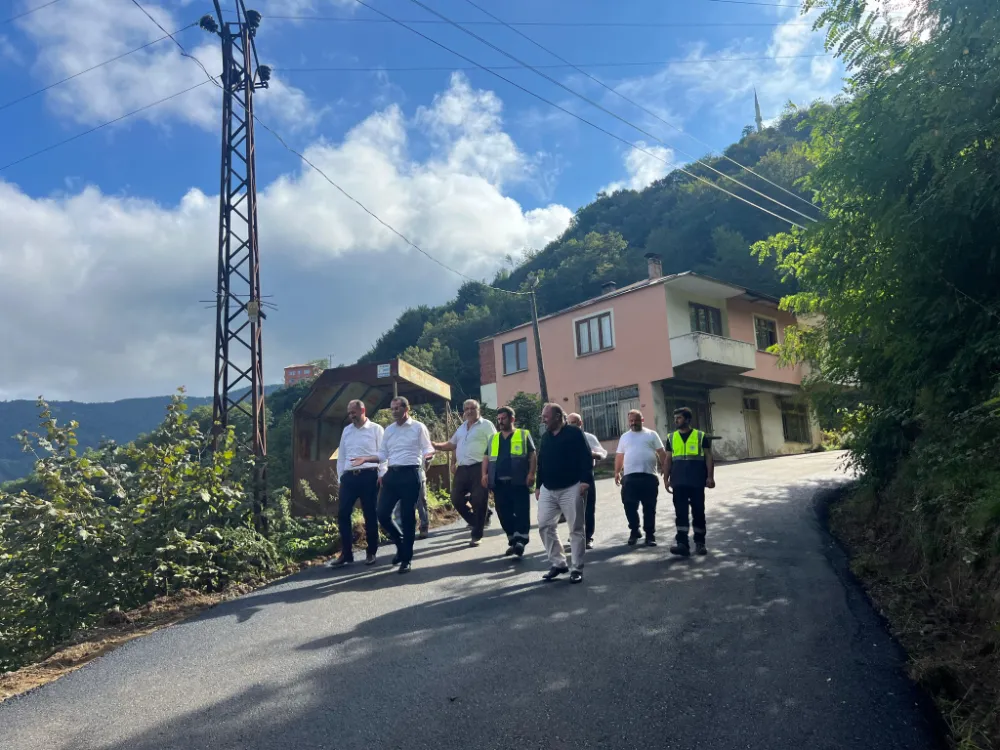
[669,332,756,374]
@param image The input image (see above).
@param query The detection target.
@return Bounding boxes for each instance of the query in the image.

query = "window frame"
[578,384,640,441]
[573,309,615,358]
[780,400,811,443]
[501,337,529,376]
[753,315,779,352]
[689,302,724,336]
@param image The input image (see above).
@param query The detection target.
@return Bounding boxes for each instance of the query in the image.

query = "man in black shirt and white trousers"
[535,403,593,583]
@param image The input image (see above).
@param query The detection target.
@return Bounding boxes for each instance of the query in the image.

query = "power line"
[456,0,822,219]
[128,0,219,85]
[250,116,529,294]
[268,15,812,28]
[0,23,197,113]
[0,80,211,172]
[124,1,528,296]
[277,53,832,73]
[358,0,805,229]
[1,0,63,25]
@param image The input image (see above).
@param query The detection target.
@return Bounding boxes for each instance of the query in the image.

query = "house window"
[781,400,811,443]
[502,338,529,375]
[578,385,640,441]
[575,311,614,356]
[755,317,778,351]
[689,303,723,336]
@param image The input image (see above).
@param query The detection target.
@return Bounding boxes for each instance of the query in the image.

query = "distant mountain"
[0,387,282,484]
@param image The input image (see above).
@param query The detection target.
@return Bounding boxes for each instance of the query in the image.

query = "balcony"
[670,332,756,377]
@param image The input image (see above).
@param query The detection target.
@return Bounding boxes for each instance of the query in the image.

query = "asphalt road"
[0,452,944,750]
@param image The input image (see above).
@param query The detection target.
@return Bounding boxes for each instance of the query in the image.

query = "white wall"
[651,379,669,439]
[708,387,748,461]
[664,288,733,338]
[480,382,498,409]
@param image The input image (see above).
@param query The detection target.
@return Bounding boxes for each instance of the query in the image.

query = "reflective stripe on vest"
[489,429,525,458]
[671,429,705,460]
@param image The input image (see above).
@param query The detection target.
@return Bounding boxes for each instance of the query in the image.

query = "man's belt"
[344,467,377,476]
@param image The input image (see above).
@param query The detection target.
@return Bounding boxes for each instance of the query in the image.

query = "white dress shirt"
[378,417,435,467]
[616,428,665,476]
[337,419,387,478]
[450,417,497,466]
[584,431,608,463]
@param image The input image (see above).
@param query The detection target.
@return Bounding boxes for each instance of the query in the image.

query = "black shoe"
[644,537,657,547]
[627,532,641,546]
[695,544,708,556]
[570,570,583,584]
[669,544,691,557]
[504,545,515,556]
[328,556,352,568]
[542,566,569,581]
[418,529,429,540]
[391,554,400,565]
[365,553,376,565]
[398,562,411,574]
[586,539,594,550]
[470,538,482,548]
[513,542,525,557]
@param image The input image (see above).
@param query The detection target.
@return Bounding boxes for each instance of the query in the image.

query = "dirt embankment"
[829,487,1000,750]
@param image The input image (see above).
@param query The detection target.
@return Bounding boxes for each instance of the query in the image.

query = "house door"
[743,397,764,458]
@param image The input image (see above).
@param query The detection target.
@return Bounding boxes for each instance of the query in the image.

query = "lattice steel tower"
[201,3,271,530]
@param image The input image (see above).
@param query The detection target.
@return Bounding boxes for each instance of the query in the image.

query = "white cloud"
[614,10,845,135]
[0,74,572,402]
[15,0,319,133]
[600,141,674,195]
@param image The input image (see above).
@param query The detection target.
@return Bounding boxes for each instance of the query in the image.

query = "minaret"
[754,88,764,133]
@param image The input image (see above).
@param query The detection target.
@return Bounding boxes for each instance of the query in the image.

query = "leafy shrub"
[0,395,287,672]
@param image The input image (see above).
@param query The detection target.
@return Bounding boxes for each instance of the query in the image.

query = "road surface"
[0,452,943,749]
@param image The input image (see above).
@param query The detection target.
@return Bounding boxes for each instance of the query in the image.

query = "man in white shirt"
[351,396,434,575]
[614,409,667,547]
[432,399,497,547]
[330,399,386,567]
[567,413,608,550]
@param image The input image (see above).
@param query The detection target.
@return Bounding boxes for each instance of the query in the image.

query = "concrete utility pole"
[202,2,271,532]
[527,274,549,404]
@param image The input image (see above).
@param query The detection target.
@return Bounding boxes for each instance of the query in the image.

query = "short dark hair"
[543,402,564,419]
[673,407,693,422]
[497,406,515,420]
[391,396,410,409]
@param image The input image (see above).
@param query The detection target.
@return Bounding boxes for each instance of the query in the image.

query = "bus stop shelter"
[291,358,453,516]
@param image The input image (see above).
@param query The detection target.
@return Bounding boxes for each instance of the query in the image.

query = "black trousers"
[585,481,597,541]
[338,468,379,559]
[377,466,421,565]
[452,464,489,540]
[621,472,658,539]
[493,481,531,546]
[672,486,707,547]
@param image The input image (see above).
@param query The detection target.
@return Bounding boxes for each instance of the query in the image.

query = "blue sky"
[0,0,845,401]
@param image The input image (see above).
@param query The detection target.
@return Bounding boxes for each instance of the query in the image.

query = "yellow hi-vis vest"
[486,429,530,487]
[669,429,707,488]
[671,429,705,460]
[489,429,526,458]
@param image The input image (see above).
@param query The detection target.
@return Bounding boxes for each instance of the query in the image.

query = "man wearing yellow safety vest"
[481,405,537,558]
[663,406,716,556]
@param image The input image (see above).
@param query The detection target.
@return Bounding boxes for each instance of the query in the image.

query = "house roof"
[478,271,782,342]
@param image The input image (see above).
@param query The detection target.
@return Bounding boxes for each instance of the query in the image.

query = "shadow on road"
[3,472,943,750]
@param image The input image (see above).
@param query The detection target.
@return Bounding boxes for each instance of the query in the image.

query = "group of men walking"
[331,394,715,581]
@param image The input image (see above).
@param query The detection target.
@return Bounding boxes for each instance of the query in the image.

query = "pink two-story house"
[478,253,821,461]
